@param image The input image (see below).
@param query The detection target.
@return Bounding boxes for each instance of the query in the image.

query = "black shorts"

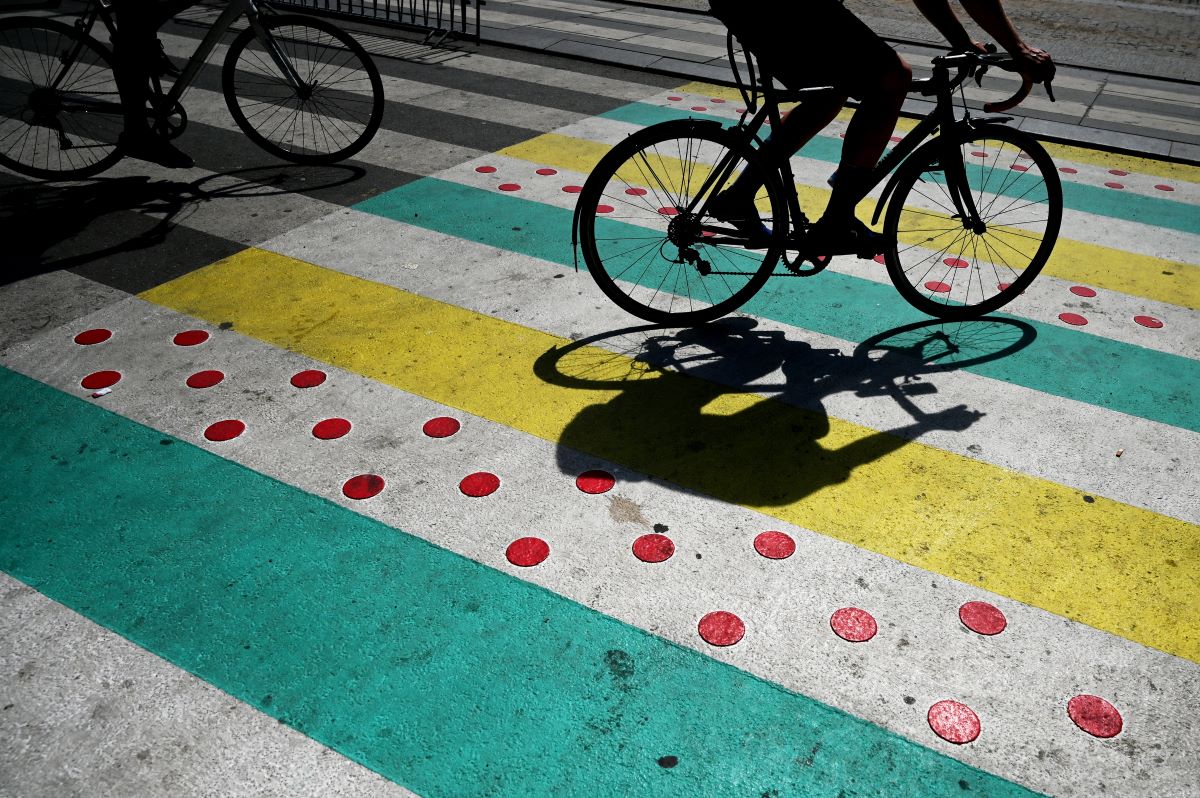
[708,0,898,100]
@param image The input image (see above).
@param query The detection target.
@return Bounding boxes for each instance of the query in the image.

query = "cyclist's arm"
[912,0,1055,83]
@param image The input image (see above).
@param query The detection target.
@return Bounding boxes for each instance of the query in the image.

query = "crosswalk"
[2,13,1198,798]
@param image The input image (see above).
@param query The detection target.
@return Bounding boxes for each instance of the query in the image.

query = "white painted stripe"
[0,573,421,798]
[2,298,1195,798]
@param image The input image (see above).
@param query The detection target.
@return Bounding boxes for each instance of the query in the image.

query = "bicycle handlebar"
[931,50,1056,113]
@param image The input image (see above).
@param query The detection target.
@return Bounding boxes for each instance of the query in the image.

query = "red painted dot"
[204,419,245,442]
[343,474,384,500]
[1067,695,1123,738]
[81,370,121,390]
[1134,315,1163,329]
[890,136,902,143]
[753,531,796,560]
[1154,184,1174,192]
[873,254,886,264]
[1058,312,1088,326]
[423,417,461,437]
[186,370,224,389]
[735,108,746,114]
[576,469,615,494]
[563,185,583,193]
[1104,182,1125,190]
[460,471,500,497]
[928,700,981,744]
[506,537,550,567]
[633,533,674,563]
[1059,166,1078,174]
[173,330,209,346]
[625,187,647,196]
[596,204,615,214]
[971,151,988,158]
[74,328,111,345]
[1069,285,1097,298]
[1011,164,1029,172]
[691,106,708,112]
[290,370,327,388]
[925,281,951,293]
[312,418,351,440]
[997,282,1012,291]
[475,165,496,173]
[698,611,744,647]
[498,183,521,192]
[959,601,1007,635]
[1108,169,1129,176]
[830,607,877,642]
[667,96,683,101]
[711,98,726,103]
[659,207,678,216]
[944,257,969,269]
[536,168,557,176]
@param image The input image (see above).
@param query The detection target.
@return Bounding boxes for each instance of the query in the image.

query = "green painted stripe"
[0,366,1038,797]
[354,178,1199,433]
[601,103,1200,237]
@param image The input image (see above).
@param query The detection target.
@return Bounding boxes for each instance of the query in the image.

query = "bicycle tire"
[222,15,383,165]
[882,124,1062,319]
[577,119,787,326]
[0,16,125,179]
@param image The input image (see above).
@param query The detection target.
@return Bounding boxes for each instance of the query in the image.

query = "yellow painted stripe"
[497,133,1200,310]
[679,80,1200,185]
[141,248,1200,664]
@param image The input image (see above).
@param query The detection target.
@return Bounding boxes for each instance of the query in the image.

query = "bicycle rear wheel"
[0,17,124,179]
[223,15,384,164]
[577,119,787,325]
[882,124,1062,319]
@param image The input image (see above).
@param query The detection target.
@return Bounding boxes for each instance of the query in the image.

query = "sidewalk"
[478,0,1200,163]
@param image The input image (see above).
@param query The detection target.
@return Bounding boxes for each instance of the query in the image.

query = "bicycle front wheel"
[883,124,1062,319]
[577,119,787,325]
[223,15,384,164]
[0,17,124,179]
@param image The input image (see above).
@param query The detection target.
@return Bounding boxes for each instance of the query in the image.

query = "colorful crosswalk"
[2,17,1198,798]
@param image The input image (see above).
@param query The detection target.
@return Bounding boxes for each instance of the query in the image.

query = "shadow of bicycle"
[1,164,365,285]
[534,316,1035,509]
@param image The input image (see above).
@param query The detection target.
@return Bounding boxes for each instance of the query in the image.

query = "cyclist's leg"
[110,0,193,167]
[780,2,910,254]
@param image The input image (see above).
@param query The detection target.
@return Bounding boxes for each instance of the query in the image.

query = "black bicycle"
[573,37,1063,324]
[0,0,385,179]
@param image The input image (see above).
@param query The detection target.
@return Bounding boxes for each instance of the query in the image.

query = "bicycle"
[0,0,385,179]
[572,35,1063,324]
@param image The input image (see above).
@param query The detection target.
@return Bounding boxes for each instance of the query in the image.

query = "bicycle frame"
[75,0,307,118]
[689,52,1014,250]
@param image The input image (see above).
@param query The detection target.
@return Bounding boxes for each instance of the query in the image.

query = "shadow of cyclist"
[1,164,364,285]
[535,316,1034,509]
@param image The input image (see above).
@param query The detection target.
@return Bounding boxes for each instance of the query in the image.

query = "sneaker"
[706,190,771,244]
[807,216,886,259]
[120,133,193,169]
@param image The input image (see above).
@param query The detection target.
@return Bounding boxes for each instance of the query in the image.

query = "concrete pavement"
[1,5,1198,797]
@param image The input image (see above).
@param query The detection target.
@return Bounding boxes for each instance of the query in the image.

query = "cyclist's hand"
[1011,43,1055,85]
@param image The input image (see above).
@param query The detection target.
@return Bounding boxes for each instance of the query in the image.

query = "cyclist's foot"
[808,216,886,259]
[121,133,194,169]
[707,190,771,245]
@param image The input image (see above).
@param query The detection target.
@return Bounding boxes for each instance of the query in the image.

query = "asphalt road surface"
[632,0,1200,81]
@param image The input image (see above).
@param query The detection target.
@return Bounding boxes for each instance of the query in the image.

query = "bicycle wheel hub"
[28,87,61,116]
[666,211,701,246]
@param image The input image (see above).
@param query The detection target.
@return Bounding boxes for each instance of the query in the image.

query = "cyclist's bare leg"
[821,52,912,222]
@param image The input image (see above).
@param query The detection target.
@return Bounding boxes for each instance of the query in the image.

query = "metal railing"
[273,0,481,45]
